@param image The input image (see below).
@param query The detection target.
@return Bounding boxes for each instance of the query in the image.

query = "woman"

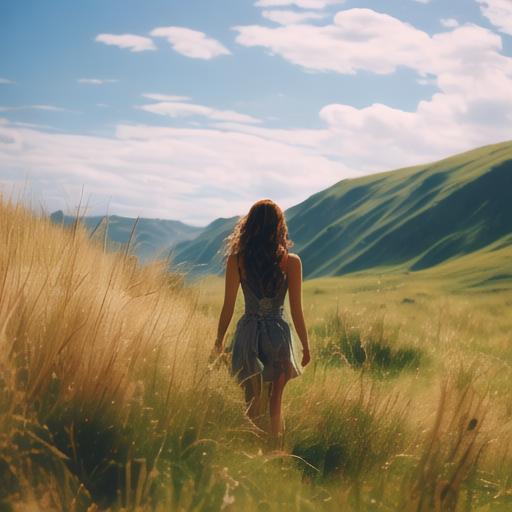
[213,199,311,449]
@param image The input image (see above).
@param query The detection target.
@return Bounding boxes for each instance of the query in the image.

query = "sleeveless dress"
[229,255,302,384]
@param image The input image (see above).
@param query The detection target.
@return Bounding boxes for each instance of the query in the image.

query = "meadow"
[1,196,511,511]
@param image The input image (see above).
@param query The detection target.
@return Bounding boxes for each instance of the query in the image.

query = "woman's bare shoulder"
[287,252,301,263]
[286,252,302,271]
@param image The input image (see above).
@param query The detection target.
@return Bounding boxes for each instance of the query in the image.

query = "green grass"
[192,266,512,510]
[312,310,423,376]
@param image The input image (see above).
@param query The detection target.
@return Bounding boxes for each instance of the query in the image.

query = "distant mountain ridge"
[168,215,239,274]
[171,140,512,279]
[50,211,204,263]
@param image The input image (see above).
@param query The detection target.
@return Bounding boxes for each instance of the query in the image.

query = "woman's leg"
[244,374,262,421]
[269,370,288,449]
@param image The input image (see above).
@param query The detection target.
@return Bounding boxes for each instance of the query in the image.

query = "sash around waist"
[241,307,285,320]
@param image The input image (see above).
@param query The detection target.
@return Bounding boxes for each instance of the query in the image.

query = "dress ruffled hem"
[230,313,302,384]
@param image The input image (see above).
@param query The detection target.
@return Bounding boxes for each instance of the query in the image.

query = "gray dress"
[230,261,302,384]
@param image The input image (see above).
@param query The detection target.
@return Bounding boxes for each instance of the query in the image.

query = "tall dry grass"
[1,196,511,511]
[0,197,250,509]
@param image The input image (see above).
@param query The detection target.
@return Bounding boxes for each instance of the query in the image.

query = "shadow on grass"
[289,384,407,484]
[312,311,423,377]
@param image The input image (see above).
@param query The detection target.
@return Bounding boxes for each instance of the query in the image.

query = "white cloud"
[77,78,118,85]
[413,0,431,4]
[313,26,512,168]
[261,10,327,24]
[417,76,436,86]
[150,27,230,59]
[95,33,156,52]
[3,66,510,225]
[0,104,71,113]
[11,121,57,130]
[0,120,348,224]
[255,0,344,8]
[2,62,511,224]
[0,78,15,85]
[477,0,512,35]
[234,9,510,78]
[137,97,261,124]
[233,9,512,172]
[142,93,192,102]
[440,18,459,28]
[235,9,433,74]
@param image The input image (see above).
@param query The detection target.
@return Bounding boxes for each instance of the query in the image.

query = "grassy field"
[1,197,512,511]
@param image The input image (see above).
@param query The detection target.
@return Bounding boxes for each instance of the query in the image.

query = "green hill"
[50,211,204,263]
[172,140,512,285]
[417,235,512,293]
[170,216,238,274]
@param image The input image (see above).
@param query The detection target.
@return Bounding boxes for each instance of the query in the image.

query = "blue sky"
[1,0,511,225]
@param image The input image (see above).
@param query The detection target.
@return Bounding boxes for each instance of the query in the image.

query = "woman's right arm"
[214,253,240,353]
[287,253,311,367]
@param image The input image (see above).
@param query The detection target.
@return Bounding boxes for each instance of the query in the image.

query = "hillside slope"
[50,211,204,263]
[170,216,238,274]
[289,140,512,278]
[173,140,512,281]
[417,235,512,293]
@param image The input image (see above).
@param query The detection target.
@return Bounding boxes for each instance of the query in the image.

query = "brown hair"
[224,199,293,297]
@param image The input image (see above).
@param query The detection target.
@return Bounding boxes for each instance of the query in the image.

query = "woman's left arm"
[214,254,240,352]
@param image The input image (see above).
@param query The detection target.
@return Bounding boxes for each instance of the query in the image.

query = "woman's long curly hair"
[224,199,293,297]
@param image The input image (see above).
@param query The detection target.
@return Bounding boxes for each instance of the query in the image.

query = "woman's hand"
[209,342,223,362]
[208,339,229,369]
[301,347,311,367]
